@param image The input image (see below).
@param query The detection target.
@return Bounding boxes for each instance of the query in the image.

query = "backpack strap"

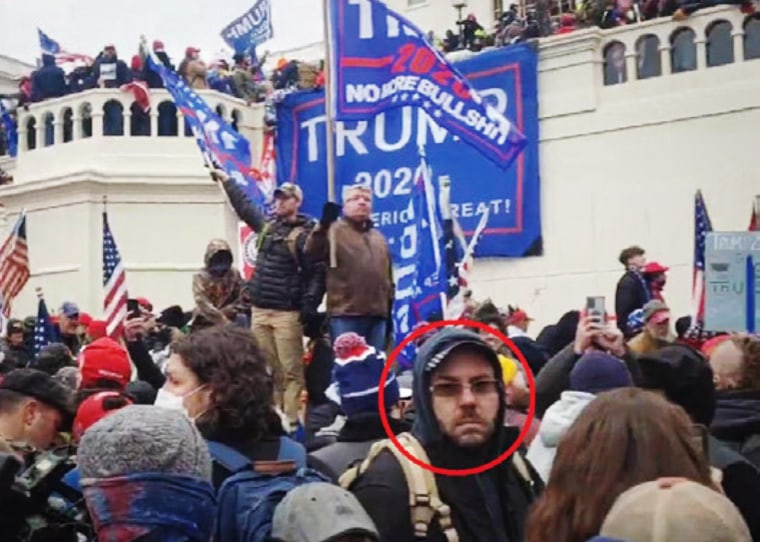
[285,226,305,273]
[340,433,458,542]
[277,436,307,469]
[207,441,253,474]
[511,450,539,498]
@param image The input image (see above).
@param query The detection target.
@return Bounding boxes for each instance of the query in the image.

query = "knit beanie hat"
[599,479,751,542]
[333,332,399,417]
[78,405,212,481]
[569,351,632,394]
[78,337,132,390]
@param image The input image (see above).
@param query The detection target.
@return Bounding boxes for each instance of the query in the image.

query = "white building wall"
[0,6,757,332]
[0,88,258,318]
[0,54,35,95]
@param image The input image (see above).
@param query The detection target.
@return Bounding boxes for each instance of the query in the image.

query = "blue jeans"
[329,316,387,352]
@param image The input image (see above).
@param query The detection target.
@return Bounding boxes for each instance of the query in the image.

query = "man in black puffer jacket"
[213,171,325,434]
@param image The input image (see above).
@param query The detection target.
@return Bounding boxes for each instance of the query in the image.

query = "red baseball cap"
[78,337,132,390]
[79,313,93,327]
[73,391,133,440]
[508,310,533,325]
[136,297,153,312]
[643,262,669,274]
[86,320,108,340]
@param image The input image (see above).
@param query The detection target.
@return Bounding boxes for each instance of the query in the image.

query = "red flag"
[120,81,151,113]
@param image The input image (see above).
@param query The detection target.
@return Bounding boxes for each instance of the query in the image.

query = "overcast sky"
[0,0,324,65]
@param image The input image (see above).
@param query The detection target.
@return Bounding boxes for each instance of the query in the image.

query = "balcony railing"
[598,8,760,85]
[13,88,254,154]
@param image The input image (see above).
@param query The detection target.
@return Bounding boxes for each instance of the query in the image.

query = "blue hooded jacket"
[31,54,67,102]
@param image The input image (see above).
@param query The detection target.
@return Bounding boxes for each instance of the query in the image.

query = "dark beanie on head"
[637,345,715,426]
[78,405,212,481]
[569,351,633,394]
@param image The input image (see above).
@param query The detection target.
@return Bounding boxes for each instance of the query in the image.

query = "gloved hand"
[300,307,324,340]
[209,168,230,184]
[319,202,341,230]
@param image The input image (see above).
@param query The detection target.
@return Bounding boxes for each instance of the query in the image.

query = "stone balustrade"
[13,87,257,153]
[597,8,759,84]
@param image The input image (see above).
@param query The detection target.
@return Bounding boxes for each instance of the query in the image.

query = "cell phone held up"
[127,299,141,319]
[586,296,606,328]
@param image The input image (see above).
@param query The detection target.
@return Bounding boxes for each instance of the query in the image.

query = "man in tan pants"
[213,171,324,435]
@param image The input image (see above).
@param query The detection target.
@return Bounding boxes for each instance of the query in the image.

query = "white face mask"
[154,388,187,413]
[154,385,205,417]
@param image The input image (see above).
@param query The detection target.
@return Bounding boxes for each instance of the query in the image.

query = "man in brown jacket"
[305,185,393,351]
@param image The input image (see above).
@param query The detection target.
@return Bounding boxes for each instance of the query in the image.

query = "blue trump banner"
[275,44,541,258]
[147,56,263,205]
[327,0,525,168]
[0,102,18,158]
[221,0,274,54]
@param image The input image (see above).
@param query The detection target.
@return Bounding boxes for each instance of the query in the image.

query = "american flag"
[33,296,56,358]
[102,212,128,339]
[37,28,93,66]
[686,190,713,339]
[0,213,29,318]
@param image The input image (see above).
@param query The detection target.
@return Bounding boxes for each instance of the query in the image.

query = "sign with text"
[221,0,273,53]
[275,44,541,258]
[705,232,760,332]
[328,0,525,168]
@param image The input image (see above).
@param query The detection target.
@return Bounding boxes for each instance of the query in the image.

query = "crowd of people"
[0,38,321,154]
[434,0,756,53]
[0,169,758,542]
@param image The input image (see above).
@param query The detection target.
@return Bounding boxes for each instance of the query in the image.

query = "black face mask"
[207,250,233,275]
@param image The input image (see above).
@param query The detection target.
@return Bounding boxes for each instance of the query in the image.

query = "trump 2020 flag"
[221,0,274,54]
[146,55,264,205]
[392,153,446,370]
[327,0,526,169]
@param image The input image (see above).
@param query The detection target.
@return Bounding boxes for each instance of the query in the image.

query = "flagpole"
[322,0,337,202]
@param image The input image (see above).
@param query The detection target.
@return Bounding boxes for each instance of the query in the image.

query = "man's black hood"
[412,327,507,469]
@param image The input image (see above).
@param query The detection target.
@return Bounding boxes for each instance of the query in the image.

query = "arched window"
[157,101,178,137]
[129,102,151,137]
[215,104,227,120]
[670,27,697,73]
[80,103,93,139]
[706,20,734,67]
[744,14,760,60]
[42,112,55,147]
[231,109,242,132]
[603,41,627,86]
[636,34,661,79]
[61,108,73,143]
[103,100,124,136]
[25,117,37,150]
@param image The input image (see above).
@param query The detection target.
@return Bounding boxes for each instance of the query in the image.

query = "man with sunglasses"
[345,328,541,542]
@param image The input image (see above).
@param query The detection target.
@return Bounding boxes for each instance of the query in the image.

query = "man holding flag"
[305,185,394,353]
[212,169,325,435]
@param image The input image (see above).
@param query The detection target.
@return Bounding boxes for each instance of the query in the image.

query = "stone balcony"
[1,87,262,186]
